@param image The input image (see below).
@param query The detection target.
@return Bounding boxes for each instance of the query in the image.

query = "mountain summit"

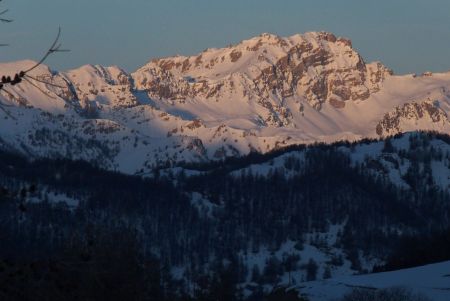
[134,31,392,114]
[1,32,450,173]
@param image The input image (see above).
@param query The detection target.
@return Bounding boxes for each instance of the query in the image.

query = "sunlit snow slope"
[1,32,450,173]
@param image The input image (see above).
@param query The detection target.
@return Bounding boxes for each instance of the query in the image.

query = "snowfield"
[297,261,450,301]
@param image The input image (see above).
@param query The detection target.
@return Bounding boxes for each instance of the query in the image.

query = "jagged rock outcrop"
[376,99,449,136]
[64,65,138,108]
[133,32,392,112]
[1,32,450,173]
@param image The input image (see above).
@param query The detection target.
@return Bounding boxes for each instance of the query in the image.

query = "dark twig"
[0,1,12,46]
[23,27,70,74]
[23,76,57,99]
[0,85,28,108]
[0,3,69,103]
[0,8,12,23]
[0,102,16,119]
[1,85,25,102]
[0,27,70,93]
[0,86,17,99]
[24,74,66,89]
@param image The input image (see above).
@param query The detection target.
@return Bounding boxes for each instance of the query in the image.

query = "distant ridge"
[0,32,450,173]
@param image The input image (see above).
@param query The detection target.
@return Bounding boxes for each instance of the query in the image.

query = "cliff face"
[0,32,449,173]
[376,99,449,136]
[133,32,392,119]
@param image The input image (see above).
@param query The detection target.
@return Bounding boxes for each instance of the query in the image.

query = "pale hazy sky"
[1,0,449,74]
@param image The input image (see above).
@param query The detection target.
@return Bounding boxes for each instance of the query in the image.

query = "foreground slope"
[1,131,449,299]
[298,261,450,301]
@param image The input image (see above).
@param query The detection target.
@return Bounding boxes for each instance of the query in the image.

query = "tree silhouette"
[0,1,12,24]
[0,0,11,47]
[0,0,69,96]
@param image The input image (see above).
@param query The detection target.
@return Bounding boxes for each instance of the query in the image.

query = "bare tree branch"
[0,0,13,23]
[24,74,66,88]
[0,28,70,93]
[23,76,57,99]
[0,8,12,23]
[0,0,70,108]
[23,27,70,74]
[0,0,12,47]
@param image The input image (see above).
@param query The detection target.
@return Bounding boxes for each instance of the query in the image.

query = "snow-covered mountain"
[1,31,450,173]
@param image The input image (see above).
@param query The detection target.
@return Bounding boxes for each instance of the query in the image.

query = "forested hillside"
[1,131,449,300]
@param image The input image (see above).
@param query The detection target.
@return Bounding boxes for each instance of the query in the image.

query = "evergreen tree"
[251,264,261,283]
[306,259,318,281]
[323,266,332,279]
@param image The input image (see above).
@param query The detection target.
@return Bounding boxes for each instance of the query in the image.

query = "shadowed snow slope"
[298,261,450,301]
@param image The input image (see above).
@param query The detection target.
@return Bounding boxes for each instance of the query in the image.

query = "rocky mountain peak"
[133,32,392,112]
[1,33,449,174]
[64,64,137,108]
